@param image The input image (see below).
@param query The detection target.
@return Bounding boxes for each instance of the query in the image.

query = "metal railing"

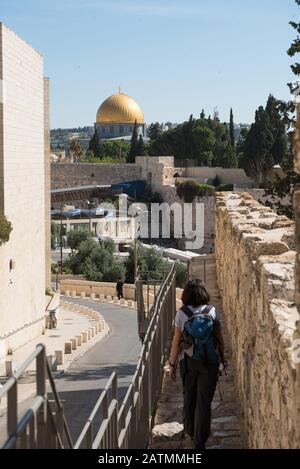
[0,344,73,449]
[1,263,176,449]
[76,263,176,449]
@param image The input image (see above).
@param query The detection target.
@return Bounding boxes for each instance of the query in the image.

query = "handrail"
[2,262,177,450]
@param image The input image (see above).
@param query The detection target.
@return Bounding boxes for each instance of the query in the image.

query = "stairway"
[150,256,243,449]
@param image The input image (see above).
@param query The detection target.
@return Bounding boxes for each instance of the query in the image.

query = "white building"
[0,23,50,358]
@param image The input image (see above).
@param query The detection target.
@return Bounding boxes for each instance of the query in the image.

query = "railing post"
[36,346,46,448]
[7,380,17,449]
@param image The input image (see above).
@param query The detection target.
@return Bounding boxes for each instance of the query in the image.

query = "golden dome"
[96,92,144,124]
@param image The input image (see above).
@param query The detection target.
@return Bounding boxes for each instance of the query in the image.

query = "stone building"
[95,90,145,139]
[0,23,50,359]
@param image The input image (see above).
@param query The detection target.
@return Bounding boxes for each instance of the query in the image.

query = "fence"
[1,263,176,449]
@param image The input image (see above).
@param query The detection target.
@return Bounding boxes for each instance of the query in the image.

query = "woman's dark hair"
[181,279,210,307]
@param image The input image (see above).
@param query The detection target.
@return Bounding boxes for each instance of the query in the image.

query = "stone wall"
[0,23,46,358]
[51,162,142,189]
[215,191,300,448]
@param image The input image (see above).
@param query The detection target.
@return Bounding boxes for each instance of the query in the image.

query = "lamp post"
[60,192,63,275]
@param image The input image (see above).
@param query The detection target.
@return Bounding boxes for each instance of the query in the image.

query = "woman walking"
[168,279,225,450]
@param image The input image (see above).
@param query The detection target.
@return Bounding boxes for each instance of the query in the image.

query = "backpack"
[181,305,219,365]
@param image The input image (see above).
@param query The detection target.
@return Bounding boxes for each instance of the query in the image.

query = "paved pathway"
[0,299,141,446]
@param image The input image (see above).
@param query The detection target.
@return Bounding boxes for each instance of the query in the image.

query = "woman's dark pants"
[180,357,219,450]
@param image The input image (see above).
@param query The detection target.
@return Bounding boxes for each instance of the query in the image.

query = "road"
[0,299,141,446]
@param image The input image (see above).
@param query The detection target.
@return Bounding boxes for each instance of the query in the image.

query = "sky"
[0,0,299,128]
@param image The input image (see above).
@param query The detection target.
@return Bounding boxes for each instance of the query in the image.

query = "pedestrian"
[168,279,226,450]
[116,277,124,300]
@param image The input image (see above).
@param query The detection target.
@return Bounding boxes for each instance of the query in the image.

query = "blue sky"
[0,0,298,128]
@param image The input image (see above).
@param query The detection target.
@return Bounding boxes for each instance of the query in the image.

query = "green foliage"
[0,213,13,246]
[124,244,170,283]
[240,106,274,186]
[67,229,92,251]
[66,238,125,282]
[197,184,215,197]
[175,262,188,288]
[70,137,84,161]
[87,134,129,162]
[136,134,146,156]
[176,180,200,203]
[148,122,162,141]
[51,222,60,249]
[215,183,234,191]
[260,1,300,216]
[176,180,215,202]
[229,108,235,148]
[287,0,300,91]
[149,114,236,168]
[128,121,139,163]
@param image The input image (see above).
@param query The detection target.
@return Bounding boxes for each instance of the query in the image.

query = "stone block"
[90,292,96,300]
[65,290,70,297]
[55,350,64,365]
[5,360,17,377]
[71,290,76,298]
[81,331,88,343]
[76,334,82,346]
[64,341,72,354]
[70,338,77,350]
[80,291,86,299]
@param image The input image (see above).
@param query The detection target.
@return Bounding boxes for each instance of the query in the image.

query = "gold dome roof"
[96,92,144,124]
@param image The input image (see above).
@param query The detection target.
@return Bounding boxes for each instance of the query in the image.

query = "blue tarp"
[111,180,146,199]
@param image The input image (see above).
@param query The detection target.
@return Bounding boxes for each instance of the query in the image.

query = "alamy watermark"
[95,194,206,250]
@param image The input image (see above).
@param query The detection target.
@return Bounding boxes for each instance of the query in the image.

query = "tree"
[124,244,170,283]
[241,106,274,186]
[128,121,138,163]
[67,229,91,252]
[264,0,300,216]
[88,130,102,157]
[287,0,300,93]
[229,108,235,148]
[148,122,162,141]
[200,109,205,119]
[66,238,125,282]
[149,115,234,166]
[136,134,145,156]
[265,94,288,164]
[70,137,84,162]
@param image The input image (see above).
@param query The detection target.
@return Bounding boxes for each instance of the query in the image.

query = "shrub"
[175,261,188,288]
[215,183,234,191]
[176,180,201,203]
[197,184,215,197]
[67,229,92,251]
[0,213,13,245]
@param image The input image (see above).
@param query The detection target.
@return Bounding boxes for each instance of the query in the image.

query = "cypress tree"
[136,134,145,156]
[229,108,235,148]
[128,121,138,163]
[88,129,102,157]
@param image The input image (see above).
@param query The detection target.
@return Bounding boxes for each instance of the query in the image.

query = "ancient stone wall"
[51,163,142,189]
[215,191,300,448]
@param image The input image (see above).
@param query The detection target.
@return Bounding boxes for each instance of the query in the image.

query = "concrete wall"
[215,191,300,448]
[184,166,256,187]
[0,24,46,358]
[51,163,142,189]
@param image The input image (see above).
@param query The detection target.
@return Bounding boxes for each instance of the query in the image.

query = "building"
[95,90,145,139]
[0,23,50,358]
